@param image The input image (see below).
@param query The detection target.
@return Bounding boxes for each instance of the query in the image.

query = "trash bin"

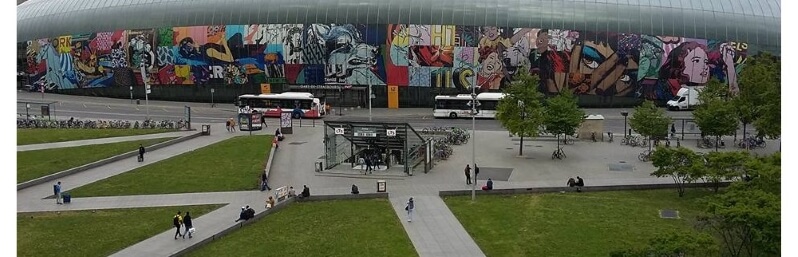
[202,124,211,135]
[136,99,140,105]
[315,161,323,172]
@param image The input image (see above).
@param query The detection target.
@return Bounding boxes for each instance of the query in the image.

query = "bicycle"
[638,149,653,162]
[551,147,566,160]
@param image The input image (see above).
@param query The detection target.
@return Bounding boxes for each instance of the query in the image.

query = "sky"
[4,0,794,254]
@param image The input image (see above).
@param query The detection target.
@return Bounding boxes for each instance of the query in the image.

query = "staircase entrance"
[323,121,432,175]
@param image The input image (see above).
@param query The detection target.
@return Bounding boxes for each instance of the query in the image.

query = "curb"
[170,193,388,256]
[18,132,204,191]
[438,182,733,197]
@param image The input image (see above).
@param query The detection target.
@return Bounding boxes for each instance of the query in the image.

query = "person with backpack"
[173,211,183,239]
[53,181,62,204]
[182,212,193,239]
[405,197,415,222]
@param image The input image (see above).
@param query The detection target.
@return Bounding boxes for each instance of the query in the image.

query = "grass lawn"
[17,128,177,145]
[69,135,272,197]
[186,198,417,257]
[17,204,224,257]
[17,138,176,183]
[444,189,715,257]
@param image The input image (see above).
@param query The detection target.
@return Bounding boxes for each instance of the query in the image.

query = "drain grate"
[659,209,680,219]
[288,141,307,145]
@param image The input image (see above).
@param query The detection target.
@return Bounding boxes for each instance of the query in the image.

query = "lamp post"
[470,91,477,201]
[368,78,373,122]
[518,100,525,156]
[140,64,150,120]
[621,111,629,137]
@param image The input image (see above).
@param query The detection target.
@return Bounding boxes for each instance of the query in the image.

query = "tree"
[629,100,671,151]
[650,146,702,197]
[496,70,545,155]
[739,52,781,140]
[611,231,719,257]
[701,151,751,192]
[693,79,738,151]
[697,188,780,257]
[543,89,585,152]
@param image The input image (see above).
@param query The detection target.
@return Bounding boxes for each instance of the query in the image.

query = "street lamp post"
[368,78,373,122]
[140,64,150,120]
[470,90,477,201]
[519,100,525,156]
[621,111,629,137]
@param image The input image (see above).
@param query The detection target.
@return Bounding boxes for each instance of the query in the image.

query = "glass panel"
[708,0,723,12]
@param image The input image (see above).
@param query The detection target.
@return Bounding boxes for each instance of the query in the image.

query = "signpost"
[210,88,215,107]
[353,127,377,137]
[280,111,293,134]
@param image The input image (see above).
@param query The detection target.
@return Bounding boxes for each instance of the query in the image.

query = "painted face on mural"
[480,52,503,75]
[683,47,709,84]
[482,27,500,41]
[535,30,549,54]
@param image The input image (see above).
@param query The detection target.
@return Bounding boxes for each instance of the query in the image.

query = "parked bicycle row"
[420,127,470,145]
[17,117,188,130]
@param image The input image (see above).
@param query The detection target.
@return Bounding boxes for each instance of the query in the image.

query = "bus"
[433,92,505,119]
[236,92,326,118]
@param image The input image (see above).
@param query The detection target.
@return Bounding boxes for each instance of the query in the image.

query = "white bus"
[236,92,326,118]
[433,92,505,119]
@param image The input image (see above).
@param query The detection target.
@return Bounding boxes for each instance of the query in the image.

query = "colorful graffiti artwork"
[24,23,748,101]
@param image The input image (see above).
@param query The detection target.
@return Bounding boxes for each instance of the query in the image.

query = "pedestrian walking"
[173,211,183,239]
[405,197,415,222]
[671,123,676,139]
[226,119,231,132]
[464,164,472,185]
[138,144,146,162]
[53,181,62,204]
[474,164,480,181]
[364,155,373,174]
[182,212,193,239]
[260,173,272,191]
[230,118,237,132]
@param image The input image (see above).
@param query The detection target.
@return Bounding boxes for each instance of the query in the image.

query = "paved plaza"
[16,112,780,256]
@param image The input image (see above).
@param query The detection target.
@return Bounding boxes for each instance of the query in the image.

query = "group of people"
[566,176,585,192]
[234,206,256,222]
[172,211,194,239]
[464,164,492,190]
[359,151,383,174]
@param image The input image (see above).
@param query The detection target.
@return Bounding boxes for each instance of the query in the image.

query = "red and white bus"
[236,92,326,118]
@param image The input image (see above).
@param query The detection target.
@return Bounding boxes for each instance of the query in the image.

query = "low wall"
[263,141,277,178]
[438,182,732,197]
[296,192,389,202]
[18,132,203,191]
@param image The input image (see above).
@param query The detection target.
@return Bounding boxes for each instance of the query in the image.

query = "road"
[17,91,755,137]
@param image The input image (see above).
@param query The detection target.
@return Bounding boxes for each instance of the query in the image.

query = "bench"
[275,186,289,202]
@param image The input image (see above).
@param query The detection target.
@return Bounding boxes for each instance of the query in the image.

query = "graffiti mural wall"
[24,23,749,101]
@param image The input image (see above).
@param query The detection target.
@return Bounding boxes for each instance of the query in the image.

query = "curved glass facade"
[17,0,780,107]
